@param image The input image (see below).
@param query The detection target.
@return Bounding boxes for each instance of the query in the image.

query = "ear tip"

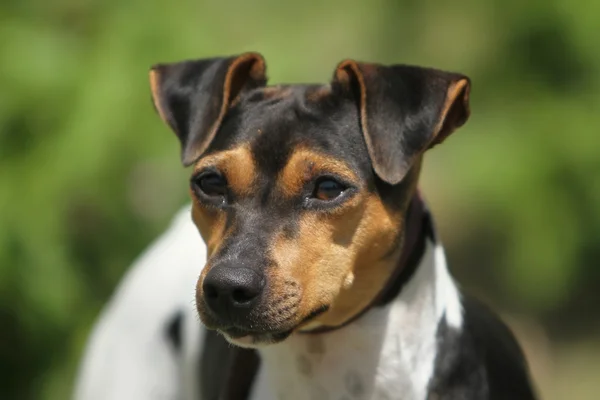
[181,139,208,167]
[181,151,196,167]
[235,52,267,80]
[336,59,355,67]
[455,75,471,92]
[373,163,408,186]
[148,64,170,86]
[334,59,359,73]
[450,76,471,108]
[457,77,472,117]
[149,63,167,73]
[242,51,265,60]
[333,59,365,85]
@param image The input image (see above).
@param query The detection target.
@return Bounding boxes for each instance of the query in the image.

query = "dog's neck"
[251,223,463,400]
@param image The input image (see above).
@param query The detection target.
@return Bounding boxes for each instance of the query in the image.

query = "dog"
[73,53,538,400]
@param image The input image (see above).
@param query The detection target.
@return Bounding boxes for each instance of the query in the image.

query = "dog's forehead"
[208,84,370,177]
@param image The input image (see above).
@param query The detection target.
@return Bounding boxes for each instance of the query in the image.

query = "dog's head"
[149,52,470,347]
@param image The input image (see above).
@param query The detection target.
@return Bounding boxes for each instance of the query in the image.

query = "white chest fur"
[249,241,463,400]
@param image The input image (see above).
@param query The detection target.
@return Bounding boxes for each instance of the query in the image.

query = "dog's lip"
[221,326,289,338]
[220,327,295,347]
[297,304,330,326]
[214,305,329,337]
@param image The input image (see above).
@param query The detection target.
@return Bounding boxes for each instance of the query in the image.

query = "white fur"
[73,206,464,400]
[73,205,205,400]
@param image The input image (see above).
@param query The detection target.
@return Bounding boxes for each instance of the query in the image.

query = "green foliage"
[1,0,599,399]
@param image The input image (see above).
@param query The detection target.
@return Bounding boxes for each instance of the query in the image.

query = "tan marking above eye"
[278,148,360,198]
[261,86,293,100]
[193,145,256,197]
[305,85,332,102]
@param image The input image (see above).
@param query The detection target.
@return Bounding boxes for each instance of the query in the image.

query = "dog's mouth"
[205,304,330,348]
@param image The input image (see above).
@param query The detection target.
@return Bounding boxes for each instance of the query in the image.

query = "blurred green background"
[1,0,599,398]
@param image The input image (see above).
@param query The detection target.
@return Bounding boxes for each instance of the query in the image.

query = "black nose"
[202,267,265,320]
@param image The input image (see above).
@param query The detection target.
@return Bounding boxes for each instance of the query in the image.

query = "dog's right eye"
[192,172,228,201]
[313,178,346,201]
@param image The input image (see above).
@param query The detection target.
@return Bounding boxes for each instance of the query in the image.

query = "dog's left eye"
[312,178,347,201]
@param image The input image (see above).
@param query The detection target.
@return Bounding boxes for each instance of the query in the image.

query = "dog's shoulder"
[429,295,538,400]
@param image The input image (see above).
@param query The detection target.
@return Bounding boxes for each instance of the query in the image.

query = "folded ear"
[333,60,471,185]
[149,52,267,166]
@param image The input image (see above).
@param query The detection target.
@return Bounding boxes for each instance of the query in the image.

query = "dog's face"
[149,53,470,347]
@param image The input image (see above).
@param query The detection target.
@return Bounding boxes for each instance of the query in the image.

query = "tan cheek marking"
[278,149,359,198]
[270,182,417,328]
[319,165,421,324]
[317,193,402,326]
[194,145,256,196]
[270,215,348,311]
[191,201,227,256]
[268,197,367,321]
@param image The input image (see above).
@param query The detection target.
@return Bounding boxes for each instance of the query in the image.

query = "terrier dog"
[74,52,537,400]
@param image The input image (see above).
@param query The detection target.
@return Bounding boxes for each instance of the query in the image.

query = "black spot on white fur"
[297,355,312,376]
[164,310,183,352]
[310,384,329,400]
[306,336,326,355]
[344,370,365,397]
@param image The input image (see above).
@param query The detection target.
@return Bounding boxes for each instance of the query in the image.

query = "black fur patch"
[427,297,538,399]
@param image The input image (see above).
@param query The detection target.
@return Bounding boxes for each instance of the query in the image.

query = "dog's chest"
[249,300,440,400]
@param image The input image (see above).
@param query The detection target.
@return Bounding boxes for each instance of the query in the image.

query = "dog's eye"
[313,178,347,201]
[193,173,227,198]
